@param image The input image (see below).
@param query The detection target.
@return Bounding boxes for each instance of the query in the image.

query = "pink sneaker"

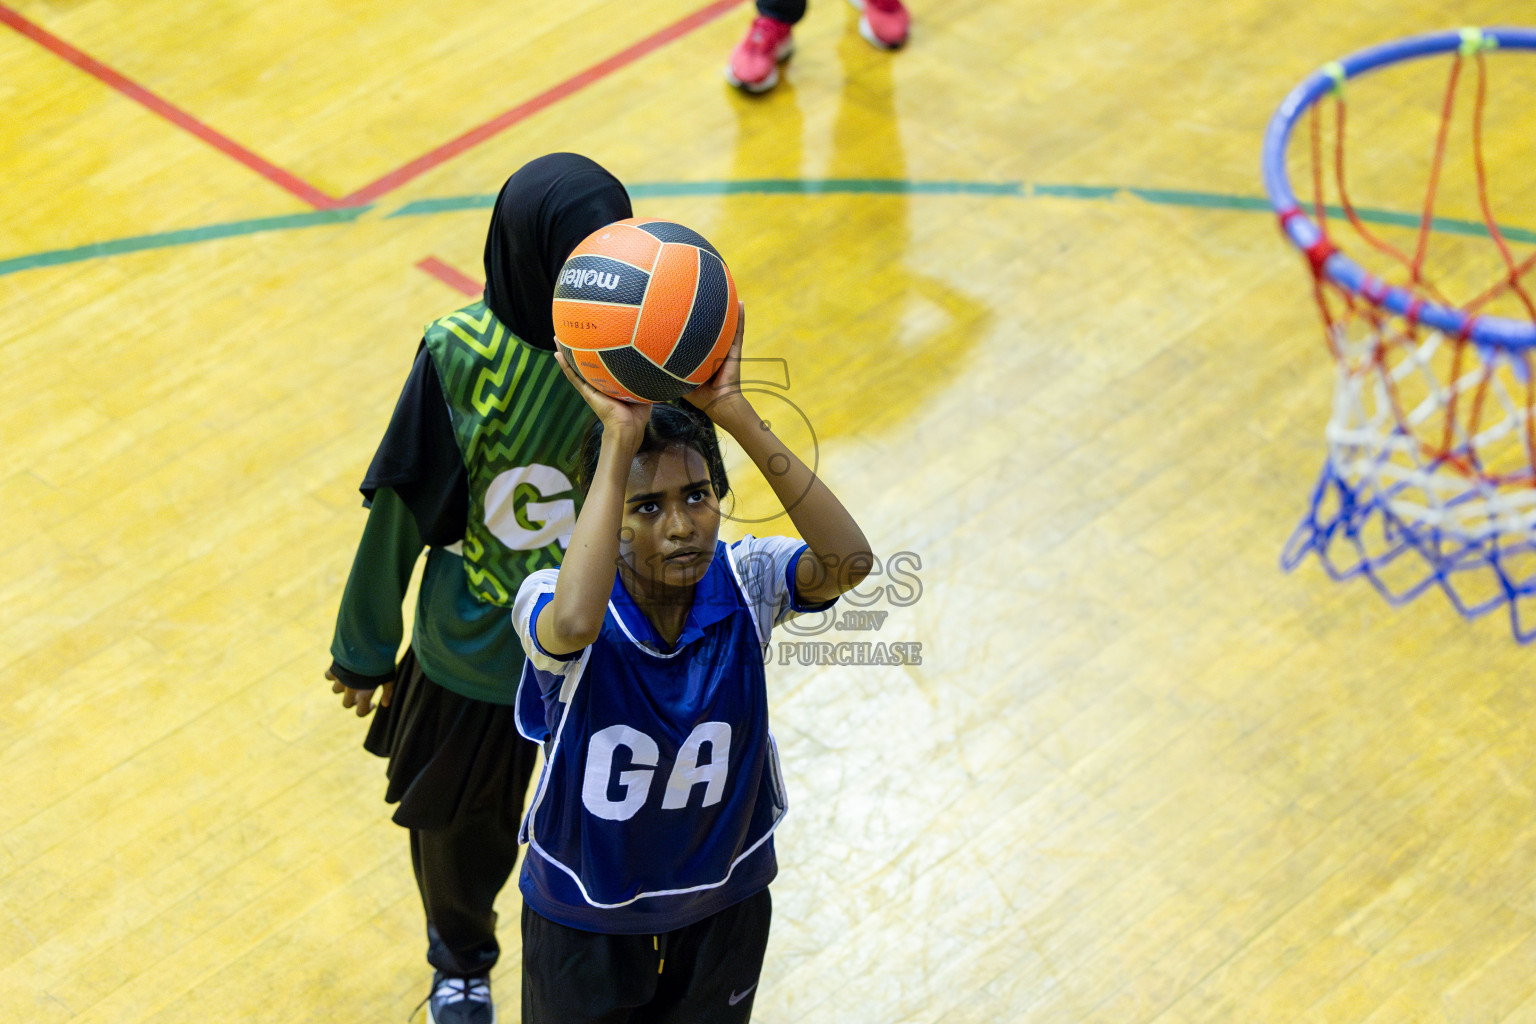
[725,16,795,93]
[849,0,910,49]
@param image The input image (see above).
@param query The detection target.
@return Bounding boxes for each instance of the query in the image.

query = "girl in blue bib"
[512,310,872,1022]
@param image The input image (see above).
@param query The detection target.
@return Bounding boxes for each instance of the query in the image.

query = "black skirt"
[364,647,540,832]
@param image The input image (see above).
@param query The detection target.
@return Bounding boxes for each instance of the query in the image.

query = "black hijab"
[483,153,633,350]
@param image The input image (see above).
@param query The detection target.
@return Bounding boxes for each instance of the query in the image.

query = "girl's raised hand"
[555,350,653,434]
[685,301,746,420]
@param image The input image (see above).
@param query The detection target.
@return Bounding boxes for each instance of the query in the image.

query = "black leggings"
[410,805,524,977]
[366,650,541,976]
[757,0,807,24]
[521,889,773,1024]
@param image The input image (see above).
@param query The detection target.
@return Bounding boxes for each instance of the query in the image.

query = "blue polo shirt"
[511,535,833,934]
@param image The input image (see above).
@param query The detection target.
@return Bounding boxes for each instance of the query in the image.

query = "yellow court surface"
[7,1,1536,1021]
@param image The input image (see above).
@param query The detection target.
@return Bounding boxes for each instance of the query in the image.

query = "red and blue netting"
[1262,27,1536,640]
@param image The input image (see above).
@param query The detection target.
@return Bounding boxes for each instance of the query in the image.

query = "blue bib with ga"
[517,541,787,934]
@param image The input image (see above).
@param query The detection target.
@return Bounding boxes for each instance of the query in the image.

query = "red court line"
[0,4,342,210]
[5,0,746,215]
[416,257,483,296]
[340,0,749,206]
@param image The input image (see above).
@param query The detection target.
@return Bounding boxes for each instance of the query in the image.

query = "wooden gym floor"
[6,0,1536,1021]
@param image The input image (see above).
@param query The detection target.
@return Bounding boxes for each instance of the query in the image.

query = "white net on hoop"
[1330,327,1536,537]
[1287,314,1536,635]
[1277,294,1536,632]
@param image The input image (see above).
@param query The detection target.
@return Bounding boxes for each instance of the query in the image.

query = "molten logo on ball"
[558,267,621,291]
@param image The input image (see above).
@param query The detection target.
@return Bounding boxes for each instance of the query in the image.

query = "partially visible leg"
[847,0,910,49]
[756,0,807,22]
[650,889,773,1024]
[379,657,540,1023]
[408,724,539,1024]
[411,813,521,978]
[724,0,805,93]
[521,904,659,1024]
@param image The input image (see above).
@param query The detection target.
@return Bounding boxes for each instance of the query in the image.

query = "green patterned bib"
[424,301,593,606]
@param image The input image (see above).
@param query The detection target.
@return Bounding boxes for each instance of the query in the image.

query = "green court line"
[1129,188,1536,243]
[627,179,1026,198]
[382,179,1026,218]
[4,181,1535,277]
[382,195,496,217]
[1031,184,1121,200]
[1122,187,1536,243]
[1124,187,1273,211]
[0,206,372,277]
[1343,208,1536,243]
